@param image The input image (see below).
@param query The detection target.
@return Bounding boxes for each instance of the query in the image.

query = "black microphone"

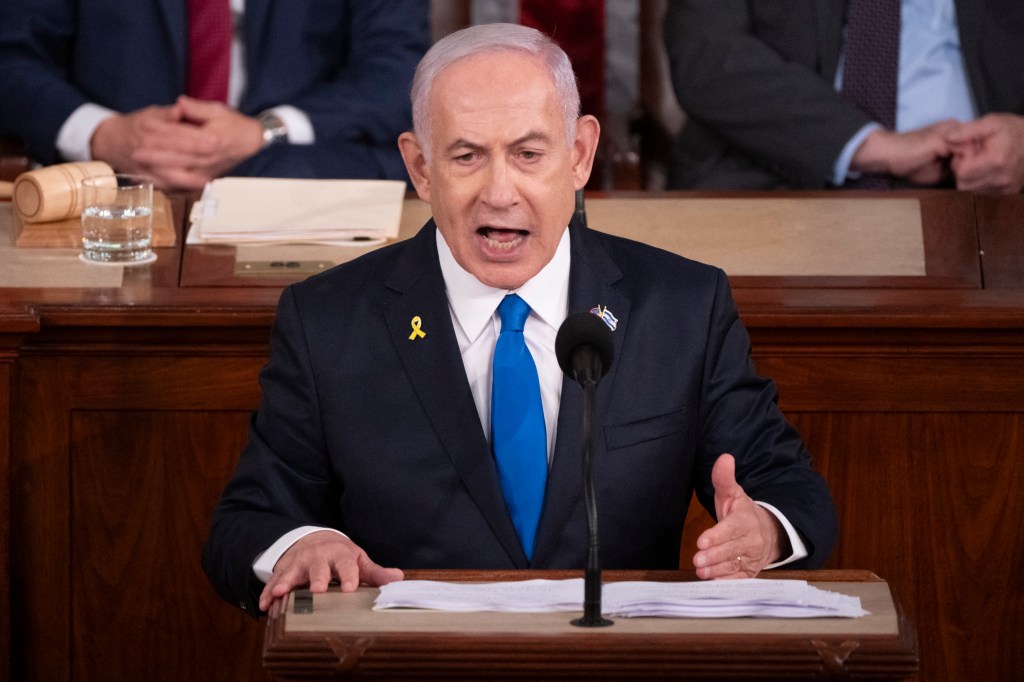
[556,312,614,628]
[555,311,614,388]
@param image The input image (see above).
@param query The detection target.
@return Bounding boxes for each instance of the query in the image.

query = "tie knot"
[498,294,530,332]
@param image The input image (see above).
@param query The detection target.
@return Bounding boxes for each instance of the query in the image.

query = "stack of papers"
[187,177,406,245]
[374,578,868,619]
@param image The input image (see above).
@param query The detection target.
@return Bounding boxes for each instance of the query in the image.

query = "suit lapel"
[533,221,632,566]
[952,0,986,112]
[384,223,526,566]
[816,0,847,80]
[242,0,272,63]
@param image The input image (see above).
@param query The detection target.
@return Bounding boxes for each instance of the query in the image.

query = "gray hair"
[410,23,581,160]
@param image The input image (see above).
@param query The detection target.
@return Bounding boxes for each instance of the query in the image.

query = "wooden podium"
[263,569,918,681]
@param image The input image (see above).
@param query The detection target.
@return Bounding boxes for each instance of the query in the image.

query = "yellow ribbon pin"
[408,316,426,340]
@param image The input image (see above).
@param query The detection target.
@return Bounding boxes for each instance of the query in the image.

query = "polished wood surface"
[263,569,917,681]
[976,192,1024,288]
[0,190,1022,681]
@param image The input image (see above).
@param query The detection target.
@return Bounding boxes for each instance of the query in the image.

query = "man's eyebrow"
[444,131,554,155]
[446,138,486,155]
[510,131,553,147]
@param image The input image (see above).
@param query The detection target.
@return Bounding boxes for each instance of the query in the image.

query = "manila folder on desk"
[188,177,406,244]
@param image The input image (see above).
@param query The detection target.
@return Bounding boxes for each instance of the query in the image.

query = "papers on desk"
[187,177,406,245]
[374,578,868,619]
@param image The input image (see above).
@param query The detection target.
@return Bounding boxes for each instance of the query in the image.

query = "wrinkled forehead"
[429,52,565,140]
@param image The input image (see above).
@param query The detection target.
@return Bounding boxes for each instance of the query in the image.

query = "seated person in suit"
[202,23,838,617]
[663,0,1024,193]
[0,0,429,190]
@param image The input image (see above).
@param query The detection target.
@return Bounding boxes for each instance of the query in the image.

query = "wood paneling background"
[11,350,269,681]
[1,191,1022,681]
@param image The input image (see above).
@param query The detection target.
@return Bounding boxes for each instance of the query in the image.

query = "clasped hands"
[90,95,265,191]
[853,112,1024,194]
[257,453,784,612]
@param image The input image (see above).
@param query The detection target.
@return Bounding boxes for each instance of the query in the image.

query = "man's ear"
[571,115,601,191]
[398,132,431,203]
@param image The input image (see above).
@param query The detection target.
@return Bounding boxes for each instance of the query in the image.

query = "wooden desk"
[263,569,918,681]
[0,190,1021,682]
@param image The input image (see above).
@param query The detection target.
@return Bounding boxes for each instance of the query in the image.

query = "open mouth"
[478,227,528,251]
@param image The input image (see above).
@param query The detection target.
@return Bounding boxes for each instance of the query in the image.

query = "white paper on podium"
[374,578,868,619]
[187,177,406,244]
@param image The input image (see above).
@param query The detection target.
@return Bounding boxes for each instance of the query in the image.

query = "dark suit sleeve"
[694,270,838,567]
[276,1,429,150]
[664,0,871,187]
[202,286,342,616]
[0,0,90,164]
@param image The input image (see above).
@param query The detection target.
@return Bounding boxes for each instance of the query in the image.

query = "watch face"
[260,113,287,147]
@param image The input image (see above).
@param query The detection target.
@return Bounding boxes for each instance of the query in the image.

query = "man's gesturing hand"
[258,530,404,612]
[692,454,784,580]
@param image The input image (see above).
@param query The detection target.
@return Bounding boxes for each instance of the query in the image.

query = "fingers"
[946,114,997,147]
[711,453,739,496]
[174,94,228,124]
[694,454,782,579]
[694,551,756,580]
[711,453,741,521]
[257,531,404,612]
[259,570,303,612]
[694,511,761,580]
[357,552,405,588]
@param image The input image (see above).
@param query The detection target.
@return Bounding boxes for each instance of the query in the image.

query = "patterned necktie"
[491,294,547,561]
[842,0,901,130]
[186,0,232,101]
[841,0,901,187]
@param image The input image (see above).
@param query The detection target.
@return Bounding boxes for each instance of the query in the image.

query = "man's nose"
[480,158,519,208]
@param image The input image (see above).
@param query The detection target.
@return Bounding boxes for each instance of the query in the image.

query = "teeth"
[483,231,524,250]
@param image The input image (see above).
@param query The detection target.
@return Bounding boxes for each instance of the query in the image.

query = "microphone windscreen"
[555,312,614,377]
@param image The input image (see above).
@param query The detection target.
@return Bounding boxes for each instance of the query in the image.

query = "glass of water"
[80,174,155,265]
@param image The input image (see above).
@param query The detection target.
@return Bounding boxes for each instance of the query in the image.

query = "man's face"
[400,51,598,290]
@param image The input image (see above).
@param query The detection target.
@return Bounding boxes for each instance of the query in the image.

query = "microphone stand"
[571,376,612,628]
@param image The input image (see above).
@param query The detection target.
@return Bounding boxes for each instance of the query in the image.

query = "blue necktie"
[491,294,547,561]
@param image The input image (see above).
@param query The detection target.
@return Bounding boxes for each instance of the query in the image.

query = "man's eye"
[454,152,477,163]
[519,150,540,161]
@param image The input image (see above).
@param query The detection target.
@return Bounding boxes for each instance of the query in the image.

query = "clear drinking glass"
[80,174,155,265]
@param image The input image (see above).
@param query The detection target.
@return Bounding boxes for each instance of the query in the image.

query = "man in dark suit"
[663,0,1024,193]
[202,23,837,617]
[0,1,429,189]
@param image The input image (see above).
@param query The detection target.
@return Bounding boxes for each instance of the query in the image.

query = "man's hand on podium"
[692,454,784,580]
[258,530,405,612]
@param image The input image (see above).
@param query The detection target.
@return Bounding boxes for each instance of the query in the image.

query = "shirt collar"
[436,226,571,343]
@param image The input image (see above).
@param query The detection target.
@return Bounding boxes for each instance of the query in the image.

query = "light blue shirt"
[832,0,978,185]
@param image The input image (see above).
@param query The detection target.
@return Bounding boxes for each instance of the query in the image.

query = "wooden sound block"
[13,190,177,248]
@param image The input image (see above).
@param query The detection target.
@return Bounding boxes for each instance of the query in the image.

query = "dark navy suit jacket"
[0,0,429,179]
[203,219,838,616]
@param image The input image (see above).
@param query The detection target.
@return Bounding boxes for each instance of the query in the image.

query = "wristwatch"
[258,111,288,148]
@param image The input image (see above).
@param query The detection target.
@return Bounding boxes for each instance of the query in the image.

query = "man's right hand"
[850,120,961,186]
[257,530,404,613]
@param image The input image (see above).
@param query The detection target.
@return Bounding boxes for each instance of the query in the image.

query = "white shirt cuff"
[56,103,117,162]
[267,105,315,145]
[251,526,347,582]
[832,122,882,186]
[755,501,809,569]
